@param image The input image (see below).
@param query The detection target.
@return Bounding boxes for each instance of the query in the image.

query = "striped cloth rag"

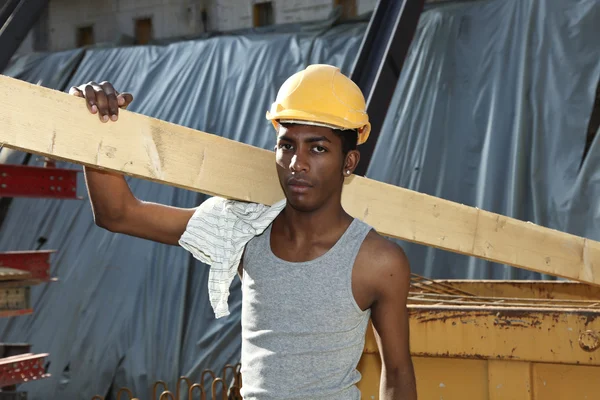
[179,196,286,318]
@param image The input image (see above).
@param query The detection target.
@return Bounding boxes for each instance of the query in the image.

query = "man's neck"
[277,199,352,242]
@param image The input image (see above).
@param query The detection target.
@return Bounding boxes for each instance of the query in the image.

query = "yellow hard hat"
[266,64,371,145]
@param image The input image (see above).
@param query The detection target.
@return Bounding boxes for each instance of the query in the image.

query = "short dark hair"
[332,128,358,155]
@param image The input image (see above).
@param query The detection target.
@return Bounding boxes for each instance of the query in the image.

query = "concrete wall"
[12,0,377,52]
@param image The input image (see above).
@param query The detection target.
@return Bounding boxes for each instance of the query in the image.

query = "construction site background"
[0,0,598,399]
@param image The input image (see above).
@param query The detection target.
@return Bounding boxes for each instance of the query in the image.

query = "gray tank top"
[240,218,372,400]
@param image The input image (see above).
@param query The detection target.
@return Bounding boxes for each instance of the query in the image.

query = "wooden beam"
[1,75,599,285]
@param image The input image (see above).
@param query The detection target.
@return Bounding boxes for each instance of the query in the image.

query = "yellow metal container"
[357,279,600,400]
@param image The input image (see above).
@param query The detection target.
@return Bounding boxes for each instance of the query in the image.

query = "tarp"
[366,0,600,280]
[0,0,598,399]
[0,21,368,400]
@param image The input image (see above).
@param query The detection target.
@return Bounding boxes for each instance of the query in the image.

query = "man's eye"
[279,144,293,150]
[313,146,327,153]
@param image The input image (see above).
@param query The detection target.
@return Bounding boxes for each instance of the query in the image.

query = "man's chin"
[284,193,319,213]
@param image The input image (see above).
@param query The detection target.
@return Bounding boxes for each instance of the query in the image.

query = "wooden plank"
[1,74,600,285]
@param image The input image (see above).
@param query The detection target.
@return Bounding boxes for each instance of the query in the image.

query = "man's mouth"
[287,177,313,193]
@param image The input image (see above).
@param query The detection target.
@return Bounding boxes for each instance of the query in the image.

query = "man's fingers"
[94,86,110,123]
[83,84,98,114]
[118,92,134,109]
[72,81,130,122]
[100,82,119,121]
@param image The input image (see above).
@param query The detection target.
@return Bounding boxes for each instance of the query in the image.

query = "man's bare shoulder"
[355,229,411,303]
[360,230,410,272]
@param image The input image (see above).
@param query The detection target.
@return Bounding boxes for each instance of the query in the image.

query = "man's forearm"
[380,366,417,400]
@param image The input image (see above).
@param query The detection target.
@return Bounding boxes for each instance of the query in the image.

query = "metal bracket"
[579,330,600,352]
[0,353,50,387]
[0,251,54,282]
[0,286,30,317]
[0,165,79,199]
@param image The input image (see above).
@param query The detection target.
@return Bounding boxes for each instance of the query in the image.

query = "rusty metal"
[158,391,175,400]
[86,280,600,400]
[410,273,475,297]
[200,369,215,385]
[0,309,33,318]
[407,292,600,310]
[579,330,600,352]
[0,251,54,282]
[0,164,79,199]
[0,352,49,387]
[91,365,243,400]
[211,378,227,400]
[235,363,242,390]
[152,380,168,400]
[175,376,192,400]
[0,268,30,281]
[188,383,206,400]
[228,385,242,400]
[116,387,134,400]
[441,279,600,300]
[0,285,30,315]
[222,363,242,390]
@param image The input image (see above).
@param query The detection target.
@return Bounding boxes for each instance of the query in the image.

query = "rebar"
[410,273,475,297]
[211,378,228,400]
[176,376,192,400]
[188,383,207,400]
[158,391,175,400]
[117,388,134,400]
[153,380,169,400]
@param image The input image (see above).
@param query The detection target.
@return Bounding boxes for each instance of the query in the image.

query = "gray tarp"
[0,0,598,399]
[0,21,367,400]
[367,0,600,280]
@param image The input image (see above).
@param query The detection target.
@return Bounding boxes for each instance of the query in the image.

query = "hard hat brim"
[266,110,370,145]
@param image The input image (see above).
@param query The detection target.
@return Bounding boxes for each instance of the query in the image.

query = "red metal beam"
[0,251,54,281]
[0,309,33,318]
[0,353,50,387]
[0,165,79,199]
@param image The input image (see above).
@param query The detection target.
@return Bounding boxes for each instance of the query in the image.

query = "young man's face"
[275,124,352,212]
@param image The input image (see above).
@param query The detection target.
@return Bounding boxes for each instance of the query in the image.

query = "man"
[70,64,416,399]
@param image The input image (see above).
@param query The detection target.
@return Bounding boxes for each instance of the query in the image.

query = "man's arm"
[368,240,417,400]
[71,81,195,245]
[84,168,195,245]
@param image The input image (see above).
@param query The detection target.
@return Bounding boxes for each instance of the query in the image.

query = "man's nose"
[290,153,309,173]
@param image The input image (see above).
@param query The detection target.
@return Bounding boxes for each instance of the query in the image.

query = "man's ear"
[343,150,360,176]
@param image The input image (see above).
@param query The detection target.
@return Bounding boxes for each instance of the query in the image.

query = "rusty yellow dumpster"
[358,277,600,400]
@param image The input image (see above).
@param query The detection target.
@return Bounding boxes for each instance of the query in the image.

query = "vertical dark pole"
[0,0,50,73]
[0,0,20,30]
[350,0,425,176]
